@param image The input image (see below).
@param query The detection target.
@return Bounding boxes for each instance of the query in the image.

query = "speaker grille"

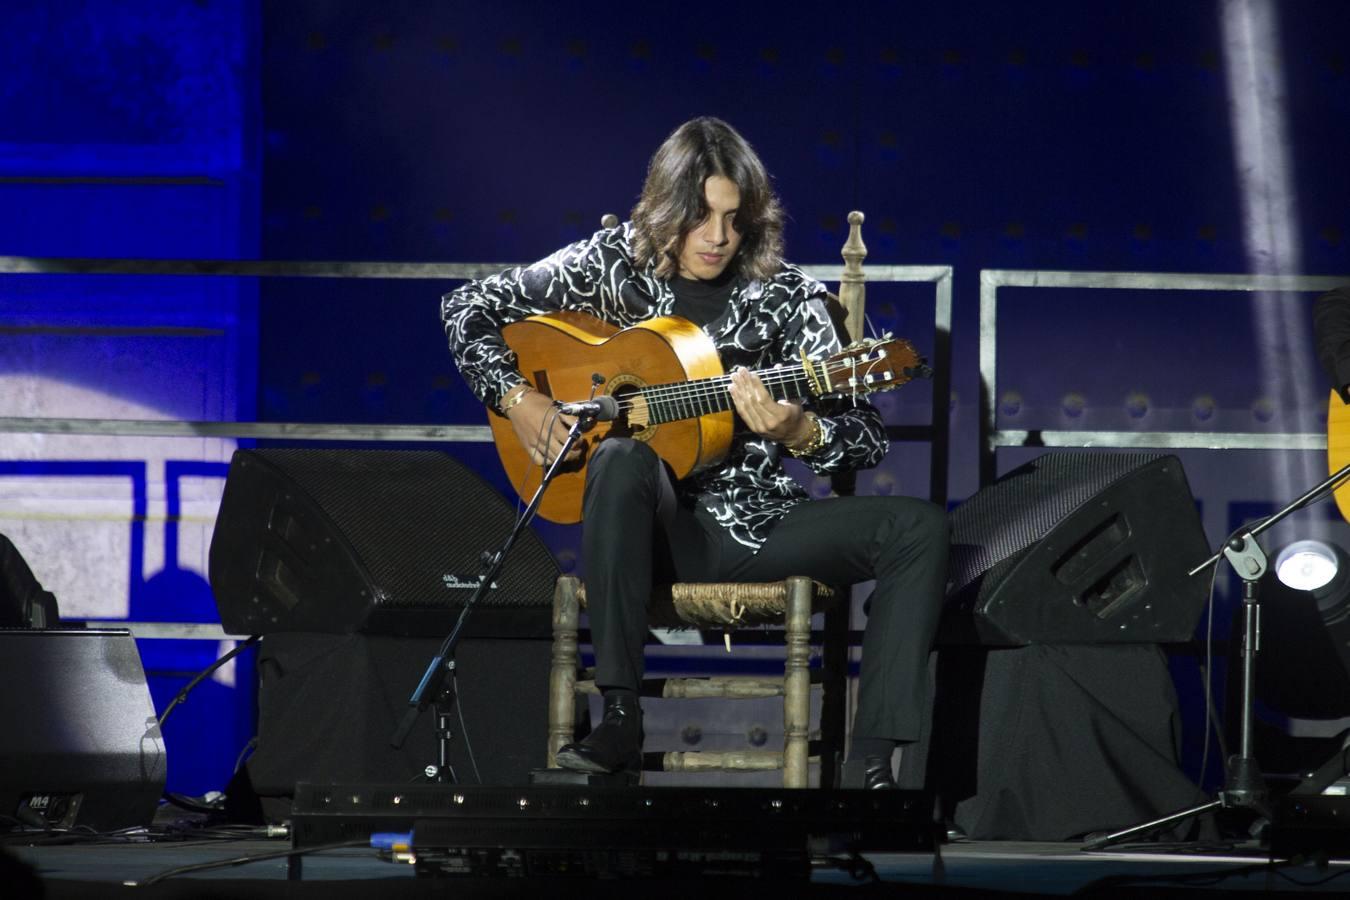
[210,449,559,635]
[260,449,554,610]
[948,451,1167,597]
[944,451,1209,644]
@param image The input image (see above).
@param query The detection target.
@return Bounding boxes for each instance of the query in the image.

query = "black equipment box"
[290,782,936,879]
[1271,793,1350,859]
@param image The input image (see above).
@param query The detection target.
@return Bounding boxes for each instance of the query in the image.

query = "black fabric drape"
[923,643,1210,841]
[244,634,551,802]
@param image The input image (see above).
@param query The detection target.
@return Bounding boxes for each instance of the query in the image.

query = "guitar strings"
[613,371,800,404]
[605,356,892,415]
[619,361,835,406]
[610,367,812,414]
[611,369,852,412]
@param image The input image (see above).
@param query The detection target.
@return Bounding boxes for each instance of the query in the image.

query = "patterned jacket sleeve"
[440,232,608,411]
[777,278,890,475]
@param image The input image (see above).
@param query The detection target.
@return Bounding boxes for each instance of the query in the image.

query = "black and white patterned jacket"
[440,222,889,549]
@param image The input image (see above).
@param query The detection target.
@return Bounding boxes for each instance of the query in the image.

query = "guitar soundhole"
[605,376,655,443]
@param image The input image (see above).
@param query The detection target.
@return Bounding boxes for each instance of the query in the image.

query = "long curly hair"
[630,117,785,281]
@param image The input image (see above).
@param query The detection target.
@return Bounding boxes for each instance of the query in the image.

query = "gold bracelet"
[499,384,533,414]
[787,412,829,457]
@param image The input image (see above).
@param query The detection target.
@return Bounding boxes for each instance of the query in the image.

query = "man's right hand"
[507,390,582,466]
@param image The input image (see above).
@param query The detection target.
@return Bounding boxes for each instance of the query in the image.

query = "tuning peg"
[904,364,934,380]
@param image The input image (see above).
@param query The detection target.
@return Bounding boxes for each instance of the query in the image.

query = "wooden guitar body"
[489,311,733,524]
[1329,389,1350,523]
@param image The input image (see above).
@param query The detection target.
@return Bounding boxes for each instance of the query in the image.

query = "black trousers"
[581,438,949,742]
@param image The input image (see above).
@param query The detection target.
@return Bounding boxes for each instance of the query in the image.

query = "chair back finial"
[839,211,867,342]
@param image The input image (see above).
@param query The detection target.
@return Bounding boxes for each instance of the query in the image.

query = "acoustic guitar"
[1328,389,1350,522]
[489,310,927,523]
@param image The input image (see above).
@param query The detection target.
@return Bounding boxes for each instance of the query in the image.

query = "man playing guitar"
[441,117,948,789]
[1314,285,1350,521]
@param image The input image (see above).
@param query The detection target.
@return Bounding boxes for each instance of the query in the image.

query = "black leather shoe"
[555,692,643,775]
[840,756,896,790]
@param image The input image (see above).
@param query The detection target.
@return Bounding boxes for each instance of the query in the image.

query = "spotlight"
[1275,540,1341,593]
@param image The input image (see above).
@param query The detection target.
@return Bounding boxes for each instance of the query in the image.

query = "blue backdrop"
[2,0,1348,795]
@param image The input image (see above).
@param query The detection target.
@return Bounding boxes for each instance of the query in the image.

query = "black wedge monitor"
[0,629,166,831]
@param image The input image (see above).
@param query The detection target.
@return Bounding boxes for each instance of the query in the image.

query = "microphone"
[557,395,620,421]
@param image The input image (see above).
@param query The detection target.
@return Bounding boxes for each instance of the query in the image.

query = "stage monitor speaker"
[942,452,1209,645]
[209,449,559,637]
[0,630,166,831]
[0,534,60,628]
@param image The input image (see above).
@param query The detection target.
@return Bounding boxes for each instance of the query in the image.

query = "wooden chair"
[547,212,871,788]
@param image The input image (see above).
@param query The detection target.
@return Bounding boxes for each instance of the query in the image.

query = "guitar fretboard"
[630,363,816,426]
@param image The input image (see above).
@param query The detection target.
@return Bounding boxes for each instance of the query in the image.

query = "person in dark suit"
[1313,286,1350,402]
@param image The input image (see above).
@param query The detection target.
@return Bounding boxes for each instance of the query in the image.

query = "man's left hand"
[728,367,812,446]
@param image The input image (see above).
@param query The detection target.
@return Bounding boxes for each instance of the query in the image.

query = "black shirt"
[669,271,736,329]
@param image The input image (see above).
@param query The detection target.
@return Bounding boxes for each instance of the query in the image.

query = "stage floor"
[9,835,1350,898]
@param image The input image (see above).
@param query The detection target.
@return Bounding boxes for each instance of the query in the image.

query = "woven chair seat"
[574,580,837,628]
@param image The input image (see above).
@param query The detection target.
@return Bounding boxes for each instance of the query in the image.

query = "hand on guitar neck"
[728,367,813,448]
[505,388,583,466]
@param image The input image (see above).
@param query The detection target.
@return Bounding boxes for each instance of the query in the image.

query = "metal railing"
[1,256,954,638]
[978,269,1348,483]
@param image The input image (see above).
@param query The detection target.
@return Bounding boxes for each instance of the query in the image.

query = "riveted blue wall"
[0,0,260,797]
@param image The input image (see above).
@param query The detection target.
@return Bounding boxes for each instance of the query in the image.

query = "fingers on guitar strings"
[530,408,555,467]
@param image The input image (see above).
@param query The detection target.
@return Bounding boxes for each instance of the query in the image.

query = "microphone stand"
[390,409,595,782]
[1084,462,1350,850]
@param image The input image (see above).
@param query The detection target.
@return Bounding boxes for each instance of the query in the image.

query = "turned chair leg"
[548,575,581,767]
[782,575,813,788]
[818,600,849,789]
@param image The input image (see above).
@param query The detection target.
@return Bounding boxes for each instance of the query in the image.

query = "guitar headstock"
[811,336,931,399]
